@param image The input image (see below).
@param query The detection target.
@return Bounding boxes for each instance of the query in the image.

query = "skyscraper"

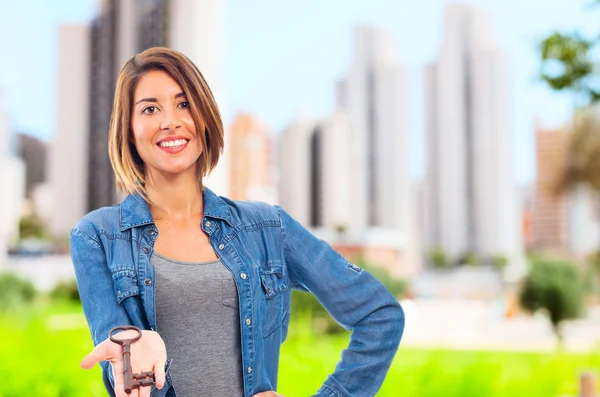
[0,89,25,262]
[229,113,275,202]
[531,124,569,250]
[424,3,522,264]
[336,26,410,238]
[278,115,315,226]
[50,24,90,237]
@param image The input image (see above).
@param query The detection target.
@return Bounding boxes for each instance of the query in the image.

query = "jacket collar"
[119,186,233,231]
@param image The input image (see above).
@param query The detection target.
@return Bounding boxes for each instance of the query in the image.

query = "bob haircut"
[108,47,224,200]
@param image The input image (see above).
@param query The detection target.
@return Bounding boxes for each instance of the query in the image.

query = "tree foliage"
[519,259,584,345]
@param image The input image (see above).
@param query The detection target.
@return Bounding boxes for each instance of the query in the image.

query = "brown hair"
[108,47,224,199]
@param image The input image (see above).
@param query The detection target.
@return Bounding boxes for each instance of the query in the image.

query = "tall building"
[278,115,315,226]
[531,124,569,250]
[336,26,410,237]
[50,24,90,237]
[0,89,25,262]
[51,0,223,235]
[16,133,47,198]
[424,3,522,265]
[229,113,275,203]
[278,26,417,274]
[278,111,353,230]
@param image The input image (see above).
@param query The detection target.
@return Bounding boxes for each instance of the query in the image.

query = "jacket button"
[245,318,251,326]
[144,278,152,286]
[143,247,149,253]
[205,221,211,227]
[247,367,252,374]
[219,244,225,250]
[148,229,155,235]
[240,273,247,280]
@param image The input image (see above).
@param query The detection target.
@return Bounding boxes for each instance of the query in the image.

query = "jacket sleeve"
[275,205,404,397]
[70,226,132,397]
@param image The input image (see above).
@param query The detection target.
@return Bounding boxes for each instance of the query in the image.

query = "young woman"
[70,47,404,397]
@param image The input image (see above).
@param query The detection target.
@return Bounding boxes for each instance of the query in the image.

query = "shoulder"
[219,196,281,227]
[71,204,122,239]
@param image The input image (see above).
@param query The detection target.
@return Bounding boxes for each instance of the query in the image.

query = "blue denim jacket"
[70,186,404,397]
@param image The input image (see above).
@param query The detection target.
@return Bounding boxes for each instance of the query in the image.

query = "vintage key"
[109,326,156,394]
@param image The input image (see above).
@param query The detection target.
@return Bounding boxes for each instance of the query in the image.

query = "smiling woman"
[70,47,404,397]
[108,48,224,203]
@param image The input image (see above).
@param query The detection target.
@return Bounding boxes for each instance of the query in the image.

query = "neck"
[145,168,204,222]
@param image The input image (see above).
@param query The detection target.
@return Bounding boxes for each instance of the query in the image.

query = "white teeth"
[159,139,188,148]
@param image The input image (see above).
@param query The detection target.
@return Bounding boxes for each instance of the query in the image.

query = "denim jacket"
[70,186,404,397]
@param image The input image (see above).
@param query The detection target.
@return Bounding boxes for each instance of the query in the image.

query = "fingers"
[253,392,284,397]
[153,361,166,389]
[139,382,151,397]
[81,340,119,369]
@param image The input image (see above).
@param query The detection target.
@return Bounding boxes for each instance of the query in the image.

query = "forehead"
[133,70,183,99]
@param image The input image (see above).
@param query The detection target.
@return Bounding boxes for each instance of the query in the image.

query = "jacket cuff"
[313,377,349,397]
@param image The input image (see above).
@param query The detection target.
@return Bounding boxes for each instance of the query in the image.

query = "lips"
[156,136,190,154]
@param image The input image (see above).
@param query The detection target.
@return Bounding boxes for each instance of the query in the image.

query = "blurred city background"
[1,0,600,396]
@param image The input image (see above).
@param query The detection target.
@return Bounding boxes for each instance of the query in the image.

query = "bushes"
[50,279,80,303]
[0,272,36,312]
[0,272,81,314]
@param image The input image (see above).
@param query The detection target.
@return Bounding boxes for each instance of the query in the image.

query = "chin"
[161,162,197,175]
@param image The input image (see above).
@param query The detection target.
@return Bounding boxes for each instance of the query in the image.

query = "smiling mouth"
[157,139,189,148]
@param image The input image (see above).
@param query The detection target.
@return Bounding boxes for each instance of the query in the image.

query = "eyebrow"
[134,92,187,106]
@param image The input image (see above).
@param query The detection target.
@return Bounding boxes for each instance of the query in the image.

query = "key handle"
[109,325,142,345]
[108,325,155,394]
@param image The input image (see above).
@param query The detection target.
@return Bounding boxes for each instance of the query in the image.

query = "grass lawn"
[0,303,598,397]
[279,327,600,396]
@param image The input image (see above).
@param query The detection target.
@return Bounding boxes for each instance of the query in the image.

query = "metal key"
[109,326,156,394]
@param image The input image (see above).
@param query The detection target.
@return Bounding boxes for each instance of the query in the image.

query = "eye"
[142,106,158,115]
[178,101,190,109]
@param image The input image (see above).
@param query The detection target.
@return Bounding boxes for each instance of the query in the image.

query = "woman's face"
[130,70,205,179]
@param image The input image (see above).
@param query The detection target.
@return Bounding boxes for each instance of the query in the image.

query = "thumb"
[80,340,117,369]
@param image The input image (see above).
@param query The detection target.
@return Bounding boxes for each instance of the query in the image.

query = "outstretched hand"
[80,329,167,397]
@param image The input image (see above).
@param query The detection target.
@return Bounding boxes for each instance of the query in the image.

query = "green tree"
[519,259,584,347]
[539,2,600,257]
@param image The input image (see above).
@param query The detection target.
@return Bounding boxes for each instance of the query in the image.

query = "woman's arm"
[275,206,404,397]
[70,226,167,397]
[71,227,132,396]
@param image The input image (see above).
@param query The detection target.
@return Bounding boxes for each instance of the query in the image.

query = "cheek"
[131,119,155,145]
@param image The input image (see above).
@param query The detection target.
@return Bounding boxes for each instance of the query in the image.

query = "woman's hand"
[80,329,167,397]
[253,392,285,397]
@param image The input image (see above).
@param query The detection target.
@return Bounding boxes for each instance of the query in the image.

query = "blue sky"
[0,0,597,183]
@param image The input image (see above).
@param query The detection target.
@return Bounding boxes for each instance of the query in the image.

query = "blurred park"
[2,0,600,396]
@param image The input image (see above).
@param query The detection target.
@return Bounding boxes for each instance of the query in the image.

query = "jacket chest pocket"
[259,263,289,338]
[112,270,140,303]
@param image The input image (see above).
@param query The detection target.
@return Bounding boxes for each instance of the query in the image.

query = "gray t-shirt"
[151,252,244,396]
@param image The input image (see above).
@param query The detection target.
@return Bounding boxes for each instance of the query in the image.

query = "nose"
[160,108,182,131]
